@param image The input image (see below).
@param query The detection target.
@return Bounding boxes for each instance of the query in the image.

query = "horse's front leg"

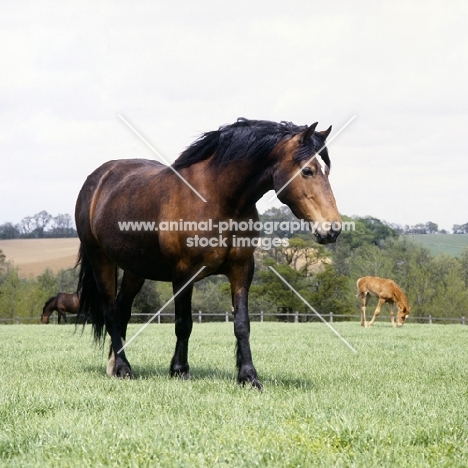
[360,293,368,327]
[389,304,396,328]
[369,297,385,327]
[170,280,194,380]
[228,258,261,390]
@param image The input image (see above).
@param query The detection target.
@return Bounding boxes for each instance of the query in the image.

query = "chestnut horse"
[357,276,410,328]
[41,292,80,324]
[75,118,341,388]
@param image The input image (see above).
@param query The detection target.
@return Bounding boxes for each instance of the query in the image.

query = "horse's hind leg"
[107,271,144,376]
[170,278,194,379]
[93,258,133,378]
[369,297,385,327]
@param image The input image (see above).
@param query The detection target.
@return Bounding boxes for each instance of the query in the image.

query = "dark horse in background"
[41,292,80,324]
[75,118,341,388]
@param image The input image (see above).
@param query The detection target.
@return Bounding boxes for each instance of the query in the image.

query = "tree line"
[0,211,77,239]
[1,207,468,321]
[1,210,468,238]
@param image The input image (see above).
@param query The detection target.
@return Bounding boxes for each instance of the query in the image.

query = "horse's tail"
[76,244,105,343]
[356,277,363,298]
[42,296,56,314]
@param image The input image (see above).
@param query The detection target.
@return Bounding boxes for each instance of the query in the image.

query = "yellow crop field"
[0,238,80,277]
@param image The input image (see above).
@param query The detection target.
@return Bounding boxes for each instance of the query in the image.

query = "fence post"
[157,313,160,324]
[16,316,19,325]
[294,311,299,323]
[198,310,202,324]
[429,314,432,325]
[225,311,229,323]
[330,311,333,323]
[462,316,465,325]
[260,310,263,323]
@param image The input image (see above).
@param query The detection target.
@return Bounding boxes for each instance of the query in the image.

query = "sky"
[1,1,467,232]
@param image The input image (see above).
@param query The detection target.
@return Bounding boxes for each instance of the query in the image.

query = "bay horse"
[41,292,80,324]
[357,276,410,328]
[75,118,341,388]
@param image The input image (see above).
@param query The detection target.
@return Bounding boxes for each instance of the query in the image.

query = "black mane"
[172,118,330,170]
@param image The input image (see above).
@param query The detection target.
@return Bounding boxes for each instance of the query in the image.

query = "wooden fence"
[1,311,466,325]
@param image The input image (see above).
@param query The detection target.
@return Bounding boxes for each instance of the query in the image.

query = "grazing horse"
[75,118,342,388]
[41,292,80,324]
[357,276,410,328]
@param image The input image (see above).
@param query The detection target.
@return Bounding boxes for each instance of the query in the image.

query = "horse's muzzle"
[314,226,341,244]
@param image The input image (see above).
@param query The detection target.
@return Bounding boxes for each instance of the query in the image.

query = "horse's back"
[357,275,401,300]
[77,159,166,204]
[75,159,167,238]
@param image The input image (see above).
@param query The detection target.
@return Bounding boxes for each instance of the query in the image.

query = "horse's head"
[40,313,50,324]
[273,123,341,244]
[396,306,410,327]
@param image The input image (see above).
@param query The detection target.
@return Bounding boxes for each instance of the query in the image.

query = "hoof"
[171,371,191,380]
[238,377,263,391]
[170,365,190,380]
[238,366,262,390]
[114,364,133,379]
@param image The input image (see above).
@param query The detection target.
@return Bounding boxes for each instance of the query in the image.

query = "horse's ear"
[319,125,332,140]
[300,122,318,143]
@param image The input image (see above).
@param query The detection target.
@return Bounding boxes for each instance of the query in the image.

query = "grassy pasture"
[0,322,467,467]
[403,234,468,257]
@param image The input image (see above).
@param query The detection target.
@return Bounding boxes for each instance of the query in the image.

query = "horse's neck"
[394,288,408,308]
[192,162,273,214]
[43,304,55,317]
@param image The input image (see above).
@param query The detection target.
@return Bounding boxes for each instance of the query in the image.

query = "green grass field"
[0,322,467,467]
[403,234,468,257]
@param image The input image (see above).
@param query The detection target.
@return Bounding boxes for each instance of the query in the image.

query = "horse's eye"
[301,167,314,177]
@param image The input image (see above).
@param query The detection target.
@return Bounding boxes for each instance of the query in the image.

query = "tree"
[132,280,161,316]
[192,278,231,318]
[425,221,438,234]
[254,260,306,313]
[49,214,77,237]
[32,210,52,238]
[458,248,468,289]
[19,216,34,237]
[37,269,58,306]
[6,211,76,238]
[0,223,20,239]
[292,263,353,317]
[452,223,468,234]
[283,237,326,273]
[54,268,79,292]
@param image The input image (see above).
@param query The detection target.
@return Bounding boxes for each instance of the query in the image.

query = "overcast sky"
[1,1,467,231]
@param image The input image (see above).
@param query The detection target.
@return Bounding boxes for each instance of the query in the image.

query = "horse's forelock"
[294,134,331,170]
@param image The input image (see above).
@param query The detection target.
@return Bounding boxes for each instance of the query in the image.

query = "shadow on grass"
[82,362,315,389]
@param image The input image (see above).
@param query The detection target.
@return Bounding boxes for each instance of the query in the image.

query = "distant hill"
[403,234,468,257]
[0,238,80,277]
